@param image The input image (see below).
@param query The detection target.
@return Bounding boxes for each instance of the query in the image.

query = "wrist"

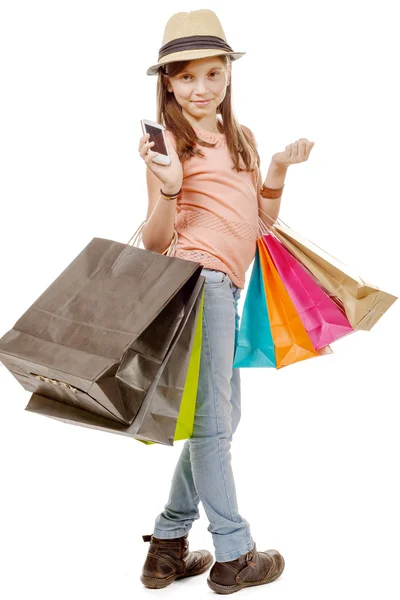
[269,159,288,175]
[162,182,182,195]
[262,160,288,192]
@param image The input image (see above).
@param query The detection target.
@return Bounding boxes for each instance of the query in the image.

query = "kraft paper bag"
[25,275,205,446]
[0,237,205,444]
[272,221,397,331]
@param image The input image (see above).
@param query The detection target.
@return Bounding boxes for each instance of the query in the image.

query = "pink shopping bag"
[262,232,354,349]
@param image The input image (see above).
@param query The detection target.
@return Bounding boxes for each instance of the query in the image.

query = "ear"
[162,73,172,93]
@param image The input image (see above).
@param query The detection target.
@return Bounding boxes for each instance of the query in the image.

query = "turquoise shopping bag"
[233,248,276,368]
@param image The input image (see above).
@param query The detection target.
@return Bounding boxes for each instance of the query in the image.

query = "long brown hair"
[155,55,260,173]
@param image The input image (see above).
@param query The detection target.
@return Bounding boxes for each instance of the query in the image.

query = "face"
[165,56,231,126]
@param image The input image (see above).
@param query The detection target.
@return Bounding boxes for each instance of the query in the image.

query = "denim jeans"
[153,268,255,562]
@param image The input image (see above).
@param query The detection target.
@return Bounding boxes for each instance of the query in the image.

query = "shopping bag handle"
[127,220,178,257]
[257,207,352,269]
[130,214,270,252]
[129,213,270,255]
[258,213,271,237]
[258,209,300,237]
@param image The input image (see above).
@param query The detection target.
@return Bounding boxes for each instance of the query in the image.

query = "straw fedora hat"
[146,9,246,76]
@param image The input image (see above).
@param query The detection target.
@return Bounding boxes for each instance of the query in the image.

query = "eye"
[180,72,220,81]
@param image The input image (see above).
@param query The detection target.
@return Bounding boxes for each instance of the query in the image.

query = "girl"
[138,9,314,595]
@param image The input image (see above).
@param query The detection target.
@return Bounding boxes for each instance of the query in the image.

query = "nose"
[193,79,210,95]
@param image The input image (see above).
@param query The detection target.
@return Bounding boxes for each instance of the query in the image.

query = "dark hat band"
[158,35,234,60]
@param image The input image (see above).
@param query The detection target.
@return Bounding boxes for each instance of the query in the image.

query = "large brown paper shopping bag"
[0,237,205,444]
[271,221,397,330]
[24,274,205,446]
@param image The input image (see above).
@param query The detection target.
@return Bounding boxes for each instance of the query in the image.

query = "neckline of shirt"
[193,126,226,138]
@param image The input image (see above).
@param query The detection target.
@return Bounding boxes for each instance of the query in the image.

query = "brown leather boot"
[207,542,285,594]
[140,533,214,589]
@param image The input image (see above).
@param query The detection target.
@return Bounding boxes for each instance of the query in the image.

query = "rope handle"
[127,219,178,257]
[129,211,269,254]
[126,182,328,259]
[31,372,78,393]
[257,206,349,267]
[126,180,179,256]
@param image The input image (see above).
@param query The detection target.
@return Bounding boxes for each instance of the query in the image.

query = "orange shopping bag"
[258,236,327,369]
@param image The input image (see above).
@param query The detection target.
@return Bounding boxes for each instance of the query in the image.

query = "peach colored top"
[164,126,261,289]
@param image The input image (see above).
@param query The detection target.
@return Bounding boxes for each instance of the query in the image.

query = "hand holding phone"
[139,119,182,190]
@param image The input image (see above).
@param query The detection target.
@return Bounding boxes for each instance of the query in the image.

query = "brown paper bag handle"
[129,215,268,254]
[127,220,178,257]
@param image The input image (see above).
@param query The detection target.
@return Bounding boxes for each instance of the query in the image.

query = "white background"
[1,2,399,599]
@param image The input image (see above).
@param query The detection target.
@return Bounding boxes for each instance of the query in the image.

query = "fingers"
[139,140,154,156]
[285,144,294,158]
[285,139,315,161]
[138,133,154,153]
[144,148,158,165]
[138,132,149,152]
[139,133,157,163]
[305,140,315,159]
[297,138,314,160]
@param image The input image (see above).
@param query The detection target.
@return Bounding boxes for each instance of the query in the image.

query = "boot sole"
[141,554,214,589]
[207,555,285,595]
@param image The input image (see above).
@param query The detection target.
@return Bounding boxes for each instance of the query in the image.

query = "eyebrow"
[181,66,224,73]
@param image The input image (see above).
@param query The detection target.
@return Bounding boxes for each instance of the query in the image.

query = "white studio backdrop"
[0,1,399,599]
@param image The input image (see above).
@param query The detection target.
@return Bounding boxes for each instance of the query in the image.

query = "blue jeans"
[153,268,255,562]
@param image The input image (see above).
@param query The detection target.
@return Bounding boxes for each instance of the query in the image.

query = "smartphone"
[140,119,171,166]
